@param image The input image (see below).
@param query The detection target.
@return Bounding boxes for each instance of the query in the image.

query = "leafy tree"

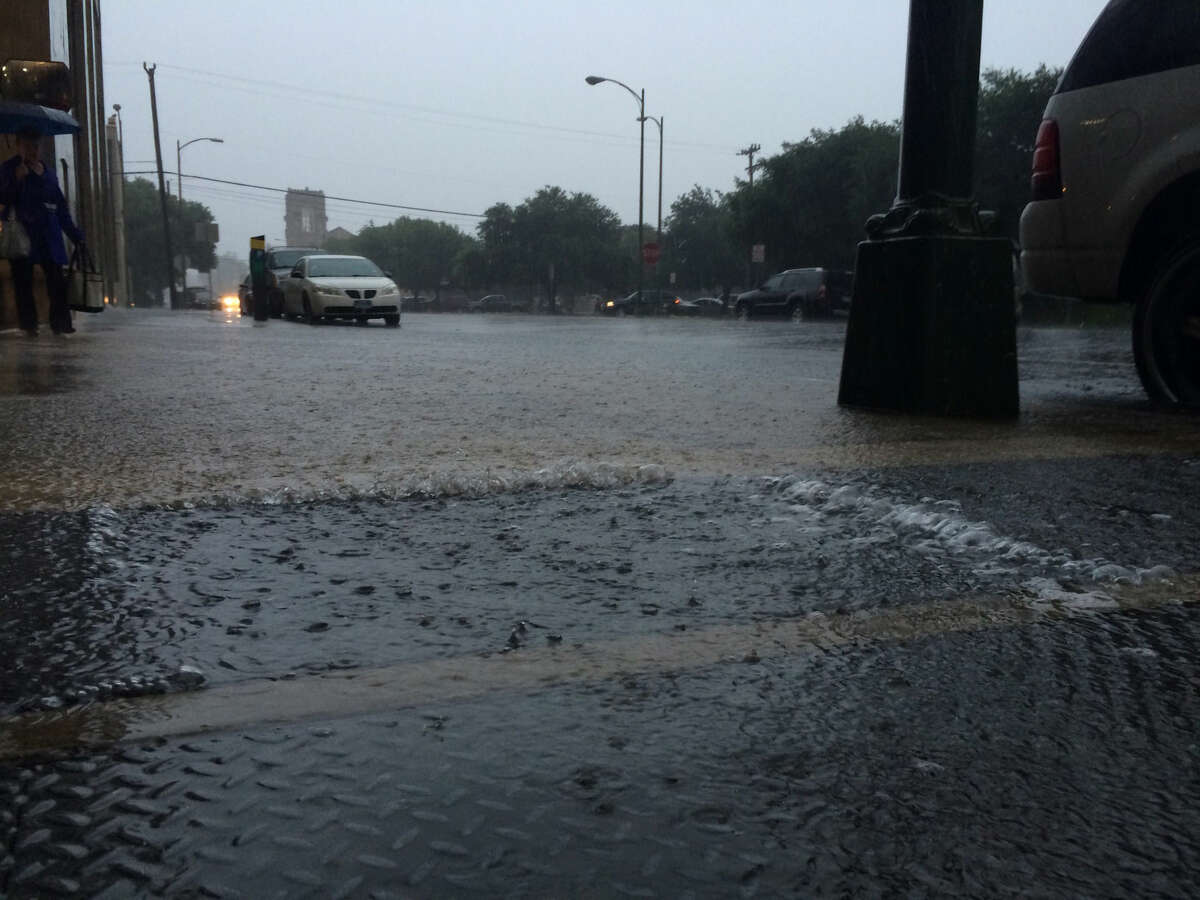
[476,187,623,310]
[728,117,900,274]
[477,202,520,287]
[975,65,1063,241]
[123,177,217,305]
[337,217,475,296]
[662,186,741,291]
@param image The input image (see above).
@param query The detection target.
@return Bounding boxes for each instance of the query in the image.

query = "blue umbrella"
[0,98,79,135]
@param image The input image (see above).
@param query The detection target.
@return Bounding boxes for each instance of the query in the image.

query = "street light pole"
[176,136,223,203]
[586,75,645,304]
[175,136,223,301]
[642,114,664,286]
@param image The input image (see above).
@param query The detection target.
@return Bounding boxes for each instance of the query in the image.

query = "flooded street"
[2,309,1199,896]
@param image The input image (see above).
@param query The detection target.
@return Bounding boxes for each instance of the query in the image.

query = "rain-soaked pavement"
[1,308,1199,897]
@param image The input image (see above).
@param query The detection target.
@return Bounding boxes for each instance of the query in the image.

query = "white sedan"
[281,255,401,327]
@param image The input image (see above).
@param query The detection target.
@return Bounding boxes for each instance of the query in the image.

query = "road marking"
[2,574,1196,760]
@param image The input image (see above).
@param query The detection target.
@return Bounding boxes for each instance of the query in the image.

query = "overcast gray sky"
[102,0,1109,259]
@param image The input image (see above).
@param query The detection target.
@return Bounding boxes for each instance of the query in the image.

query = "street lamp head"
[585,76,605,85]
[210,138,224,144]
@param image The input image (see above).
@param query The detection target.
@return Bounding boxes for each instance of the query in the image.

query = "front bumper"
[317,303,399,318]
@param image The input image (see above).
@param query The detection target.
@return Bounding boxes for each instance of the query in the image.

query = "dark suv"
[734,268,853,320]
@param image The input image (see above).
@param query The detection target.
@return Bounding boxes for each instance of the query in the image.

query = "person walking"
[0,127,85,336]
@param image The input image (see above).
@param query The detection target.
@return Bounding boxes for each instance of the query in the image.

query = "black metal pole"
[896,0,982,203]
[637,88,644,306]
[838,0,1016,418]
[864,0,986,238]
[656,116,663,288]
[143,62,177,310]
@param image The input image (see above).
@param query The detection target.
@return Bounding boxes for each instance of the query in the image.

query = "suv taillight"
[1030,118,1062,201]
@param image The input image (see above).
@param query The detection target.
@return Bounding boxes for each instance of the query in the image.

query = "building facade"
[284,188,326,248]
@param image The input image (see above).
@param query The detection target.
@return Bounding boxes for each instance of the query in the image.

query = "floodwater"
[0,307,1184,512]
[2,309,1199,896]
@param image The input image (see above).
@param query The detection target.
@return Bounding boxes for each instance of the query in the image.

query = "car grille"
[345,290,377,299]
[323,305,397,315]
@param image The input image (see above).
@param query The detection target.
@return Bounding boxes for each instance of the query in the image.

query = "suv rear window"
[1058,0,1200,93]
[267,249,316,269]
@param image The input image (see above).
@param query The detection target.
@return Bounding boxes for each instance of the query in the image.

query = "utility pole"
[737,143,763,187]
[144,62,177,310]
[738,144,764,287]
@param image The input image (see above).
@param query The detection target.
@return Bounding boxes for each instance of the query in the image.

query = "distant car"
[669,296,727,317]
[265,246,325,318]
[600,289,683,316]
[1019,0,1200,406]
[734,268,853,320]
[281,254,401,327]
[401,295,432,312]
[238,274,253,315]
[474,294,527,313]
[183,286,215,310]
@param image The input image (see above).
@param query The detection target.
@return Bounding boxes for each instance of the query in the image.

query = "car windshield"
[762,274,785,290]
[307,257,384,278]
[268,250,313,269]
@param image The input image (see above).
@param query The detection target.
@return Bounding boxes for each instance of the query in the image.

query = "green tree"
[729,117,900,274]
[662,186,741,291]
[975,65,1062,241]
[477,187,623,310]
[337,217,474,296]
[123,177,217,305]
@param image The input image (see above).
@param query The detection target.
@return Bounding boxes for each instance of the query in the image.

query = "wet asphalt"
[1,308,1199,897]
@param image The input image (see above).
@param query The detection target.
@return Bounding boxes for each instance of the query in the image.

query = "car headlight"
[379,285,398,296]
[316,285,342,296]
[605,300,614,308]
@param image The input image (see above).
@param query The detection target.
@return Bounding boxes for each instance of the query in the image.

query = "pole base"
[838,236,1018,417]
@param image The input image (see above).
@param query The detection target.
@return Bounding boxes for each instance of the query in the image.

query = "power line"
[123,171,486,218]
[106,60,738,156]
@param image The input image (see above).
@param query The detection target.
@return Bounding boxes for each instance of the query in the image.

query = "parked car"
[238,273,253,316]
[600,289,683,316]
[281,254,401,326]
[265,246,324,318]
[473,294,527,313]
[183,286,215,310]
[401,295,432,312]
[734,268,853,320]
[1019,0,1200,406]
[669,296,727,317]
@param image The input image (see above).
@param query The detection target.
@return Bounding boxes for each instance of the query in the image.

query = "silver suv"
[1019,0,1200,406]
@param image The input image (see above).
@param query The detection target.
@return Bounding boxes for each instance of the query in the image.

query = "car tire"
[1133,235,1200,407]
[736,303,752,321]
[789,300,804,322]
[303,294,322,325]
[384,314,400,328]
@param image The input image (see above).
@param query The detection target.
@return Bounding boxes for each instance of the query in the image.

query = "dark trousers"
[10,256,71,333]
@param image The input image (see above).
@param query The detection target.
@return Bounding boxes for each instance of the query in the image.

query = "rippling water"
[3,311,1199,896]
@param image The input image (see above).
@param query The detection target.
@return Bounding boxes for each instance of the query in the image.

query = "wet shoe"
[21,328,38,338]
[51,326,75,335]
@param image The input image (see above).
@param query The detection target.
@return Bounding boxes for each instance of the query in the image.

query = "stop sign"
[641,242,661,265]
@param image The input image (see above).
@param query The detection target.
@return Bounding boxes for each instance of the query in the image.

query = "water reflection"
[0,344,80,395]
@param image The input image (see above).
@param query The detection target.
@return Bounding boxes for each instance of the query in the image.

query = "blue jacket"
[0,153,83,265]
